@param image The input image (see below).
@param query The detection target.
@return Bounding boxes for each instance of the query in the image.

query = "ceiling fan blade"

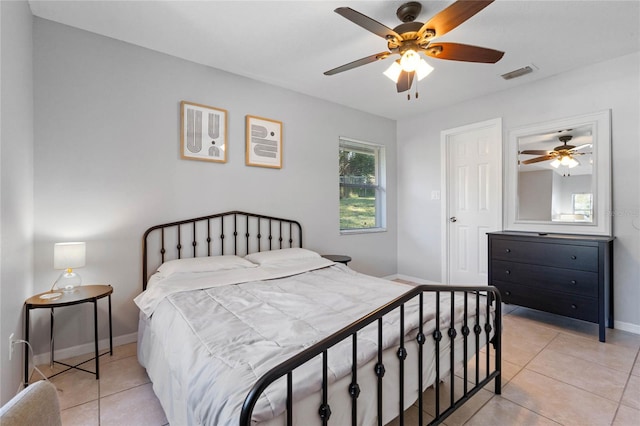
[324,52,390,76]
[424,43,504,63]
[520,150,551,155]
[521,155,555,165]
[335,7,401,41]
[396,71,415,93]
[571,143,592,151]
[418,0,494,39]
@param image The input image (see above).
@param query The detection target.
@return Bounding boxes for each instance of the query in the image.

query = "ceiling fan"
[324,0,505,94]
[520,135,592,168]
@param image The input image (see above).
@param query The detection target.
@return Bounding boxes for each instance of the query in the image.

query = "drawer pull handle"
[505,248,511,253]
[505,270,511,275]
[571,304,577,309]
[570,280,577,285]
[571,255,577,260]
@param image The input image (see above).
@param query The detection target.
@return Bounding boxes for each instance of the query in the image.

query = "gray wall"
[30,18,397,355]
[0,0,35,404]
[518,170,553,221]
[397,52,640,332]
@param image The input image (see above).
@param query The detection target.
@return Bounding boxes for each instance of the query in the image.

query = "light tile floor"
[32,305,639,425]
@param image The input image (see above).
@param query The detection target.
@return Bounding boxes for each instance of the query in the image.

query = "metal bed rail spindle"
[376,318,384,426]
[417,292,425,426]
[192,222,197,257]
[239,285,502,426]
[286,373,293,425]
[475,291,481,385]
[350,333,359,425]
[397,304,406,426]
[462,293,469,395]
[320,350,330,425]
[206,218,212,256]
[434,291,441,418]
[449,291,456,407]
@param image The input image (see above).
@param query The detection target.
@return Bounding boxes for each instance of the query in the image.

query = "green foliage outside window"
[339,140,384,231]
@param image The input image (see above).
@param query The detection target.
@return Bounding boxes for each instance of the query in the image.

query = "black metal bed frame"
[142,211,502,425]
[142,211,302,290]
[240,285,502,426]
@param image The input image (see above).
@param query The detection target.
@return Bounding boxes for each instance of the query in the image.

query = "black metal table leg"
[108,294,113,355]
[93,299,99,380]
[24,307,30,387]
[50,308,55,368]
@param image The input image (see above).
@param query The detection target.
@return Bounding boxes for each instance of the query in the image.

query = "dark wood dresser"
[488,231,614,342]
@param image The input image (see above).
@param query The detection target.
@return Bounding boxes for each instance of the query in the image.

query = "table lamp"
[52,242,86,293]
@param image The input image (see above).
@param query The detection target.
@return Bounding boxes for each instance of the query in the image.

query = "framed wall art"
[246,115,282,169]
[180,101,227,163]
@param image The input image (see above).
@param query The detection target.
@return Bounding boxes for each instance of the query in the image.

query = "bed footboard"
[240,285,502,426]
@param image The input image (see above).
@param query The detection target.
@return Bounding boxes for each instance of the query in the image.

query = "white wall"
[398,52,640,332]
[30,18,397,355]
[0,0,35,404]
[518,170,553,220]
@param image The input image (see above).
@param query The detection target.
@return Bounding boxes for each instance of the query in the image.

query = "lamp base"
[54,271,82,293]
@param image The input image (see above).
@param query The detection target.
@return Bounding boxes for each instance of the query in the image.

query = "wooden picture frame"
[245,115,282,169]
[180,101,227,163]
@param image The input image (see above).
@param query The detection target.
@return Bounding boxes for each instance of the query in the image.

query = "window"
[572,193,593,221]
[339,138,386,232]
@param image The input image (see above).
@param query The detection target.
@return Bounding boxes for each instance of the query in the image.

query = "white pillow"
[157,255,257,276]
[244,248,320,266]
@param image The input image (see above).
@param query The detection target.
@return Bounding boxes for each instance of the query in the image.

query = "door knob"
[450,217,457,223]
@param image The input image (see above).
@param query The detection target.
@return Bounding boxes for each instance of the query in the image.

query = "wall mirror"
[505,110,611,236]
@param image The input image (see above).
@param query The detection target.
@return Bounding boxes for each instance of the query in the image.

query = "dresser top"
[489,231,614,243]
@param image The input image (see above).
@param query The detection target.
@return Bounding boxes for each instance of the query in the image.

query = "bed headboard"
[142,211,302,290]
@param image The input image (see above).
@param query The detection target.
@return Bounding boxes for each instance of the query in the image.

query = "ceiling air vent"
[501,66,534,80]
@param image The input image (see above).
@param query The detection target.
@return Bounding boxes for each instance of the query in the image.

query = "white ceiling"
[28,0,640,120]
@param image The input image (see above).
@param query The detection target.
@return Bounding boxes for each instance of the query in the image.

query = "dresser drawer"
[491,260,598,297]
[495,282,598,323]
[491,238,598,272]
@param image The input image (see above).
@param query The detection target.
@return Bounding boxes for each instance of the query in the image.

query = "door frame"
[440,117,503,284]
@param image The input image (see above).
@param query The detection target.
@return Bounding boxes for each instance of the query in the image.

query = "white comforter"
[136,262,481,425]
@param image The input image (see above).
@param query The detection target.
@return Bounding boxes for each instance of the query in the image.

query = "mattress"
[136,255,492,425]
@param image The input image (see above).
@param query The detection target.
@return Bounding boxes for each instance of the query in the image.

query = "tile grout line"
[497,329,567,423]
[519,331,630,408]
[612,348,640,422]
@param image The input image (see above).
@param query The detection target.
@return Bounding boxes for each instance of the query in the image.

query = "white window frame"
[572,192,593,221]
[339,137,386,234]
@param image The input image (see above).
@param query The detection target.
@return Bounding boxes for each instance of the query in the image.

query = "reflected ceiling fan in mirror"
[324,0,505,99]
[520,135,592,169]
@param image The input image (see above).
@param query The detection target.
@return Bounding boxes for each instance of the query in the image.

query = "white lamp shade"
[383,61,402,82]
[415,59,434,81]
[54,242,86,270]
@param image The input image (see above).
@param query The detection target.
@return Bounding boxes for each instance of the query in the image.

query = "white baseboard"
[383,274,441,285]
[32,332,138,367]
[614,320,640,335]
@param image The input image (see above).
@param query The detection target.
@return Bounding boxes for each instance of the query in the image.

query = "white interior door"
[441,118,502,284]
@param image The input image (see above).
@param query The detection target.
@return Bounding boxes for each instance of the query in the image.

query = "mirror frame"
[505,110,612,236]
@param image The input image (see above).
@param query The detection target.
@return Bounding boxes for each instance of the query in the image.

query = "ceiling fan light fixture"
[568,157,580,168]
[550,159,561,168]
[400,49,421,72]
